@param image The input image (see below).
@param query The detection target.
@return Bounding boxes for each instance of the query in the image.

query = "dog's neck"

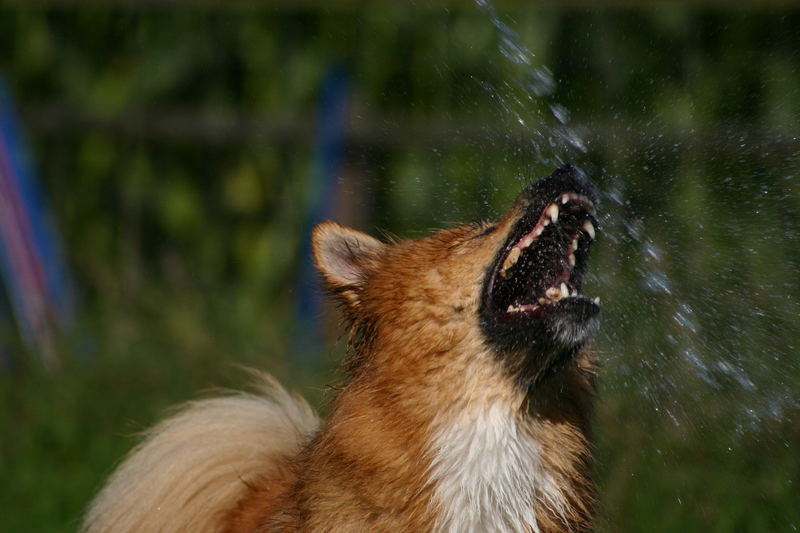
[294,340,595,533]
[427,402,563,533]
[422,352,595,533]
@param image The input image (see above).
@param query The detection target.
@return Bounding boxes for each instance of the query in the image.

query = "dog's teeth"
[502,247,521,272]
[560,282,569,297]
[533,226,544,237]
[538,297,548,305]
[568,253,576,267]
[582,220,595,239]
[547,204,559,223]
[520,236,534,248]
[593,297,600,304]
[572,288,578,297]
[561,193,570,204]
[507,305,517,313]
[545,286,561,299]
[570,238,579,253]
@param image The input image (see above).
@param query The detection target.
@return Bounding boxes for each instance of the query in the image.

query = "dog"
[83,164,601,533]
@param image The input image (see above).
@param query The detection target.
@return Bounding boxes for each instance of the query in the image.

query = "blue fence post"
[292,65,351,378]
[0,76,75,371]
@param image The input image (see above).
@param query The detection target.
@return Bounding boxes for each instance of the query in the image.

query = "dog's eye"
[451,223,497,249]
[475,224,497,238]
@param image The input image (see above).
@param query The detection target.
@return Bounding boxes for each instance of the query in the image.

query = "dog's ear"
[312,221,385,307]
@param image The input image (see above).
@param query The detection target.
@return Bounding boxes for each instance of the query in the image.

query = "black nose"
[523,164,599,207]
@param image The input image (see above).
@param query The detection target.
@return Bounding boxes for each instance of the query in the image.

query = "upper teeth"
[546,204,559,223]
[500,247,522,275]
[582,220,595,239]
[499,196,598,304]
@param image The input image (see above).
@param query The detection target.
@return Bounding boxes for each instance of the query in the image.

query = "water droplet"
[673,304,698,333]
[499,36,532,65]
[549,103,570,124]
[644,271,672,294]
[524,67,556,97]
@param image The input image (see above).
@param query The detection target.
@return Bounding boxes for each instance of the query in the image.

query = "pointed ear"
[312,221,385,305]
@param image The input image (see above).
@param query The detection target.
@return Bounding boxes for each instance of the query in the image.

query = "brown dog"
[84,165,601,533]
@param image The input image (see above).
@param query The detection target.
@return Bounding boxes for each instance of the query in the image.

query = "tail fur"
[82,372,319,533]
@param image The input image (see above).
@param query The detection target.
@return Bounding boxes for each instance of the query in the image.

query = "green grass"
[595,392,800,533]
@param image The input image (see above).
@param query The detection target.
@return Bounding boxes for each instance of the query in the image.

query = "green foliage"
[0,4,798,532]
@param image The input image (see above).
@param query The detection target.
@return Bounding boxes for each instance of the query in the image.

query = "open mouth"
[480,165,600,351]
[490,191,598,317]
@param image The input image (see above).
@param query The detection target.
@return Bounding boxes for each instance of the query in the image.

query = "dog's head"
[312,164,600,388]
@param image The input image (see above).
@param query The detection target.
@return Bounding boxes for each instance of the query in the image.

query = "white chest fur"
[428,403,567,533]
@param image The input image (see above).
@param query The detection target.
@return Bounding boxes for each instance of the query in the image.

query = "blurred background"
[0,2,798,532]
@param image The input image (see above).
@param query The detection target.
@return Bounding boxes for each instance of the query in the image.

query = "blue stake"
[293,65,351,377]
[0,76,76,370]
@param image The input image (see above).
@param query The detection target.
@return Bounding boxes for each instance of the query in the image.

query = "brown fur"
[85,195,597,533]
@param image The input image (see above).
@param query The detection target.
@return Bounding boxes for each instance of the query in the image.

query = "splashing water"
[475,0,800,469]
[474,0,588,167]
[600,172,800,430]
[468,3,800,529]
